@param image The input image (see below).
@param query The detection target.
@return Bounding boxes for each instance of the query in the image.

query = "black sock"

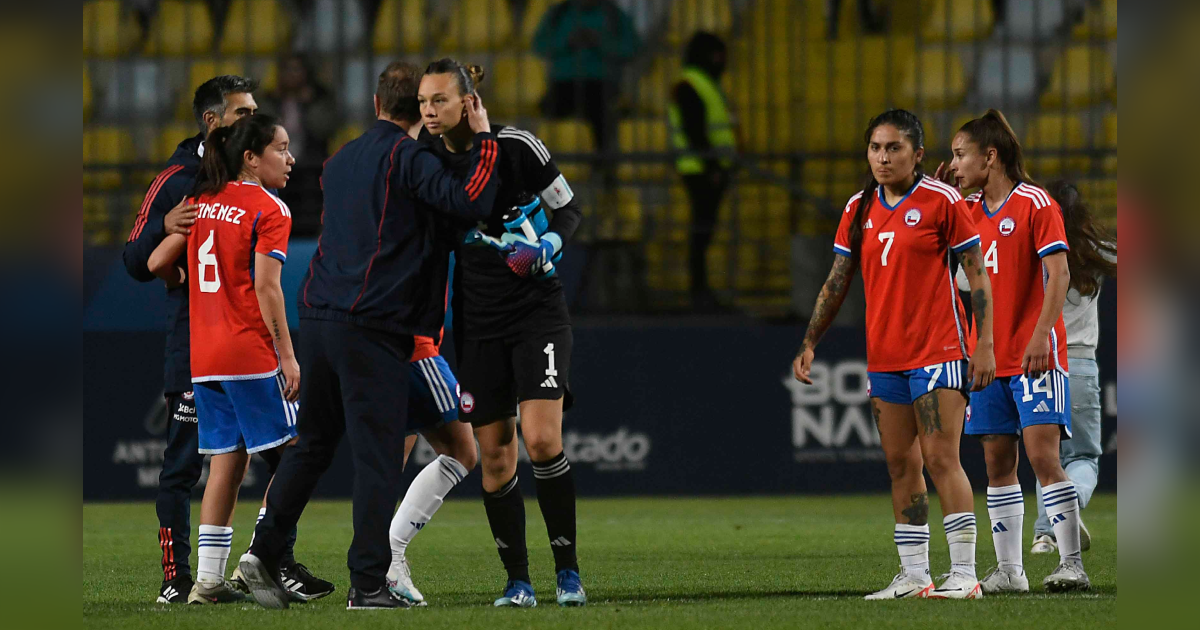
[482,473,530,584]
[258,451,299,568]
[532,451,578,573]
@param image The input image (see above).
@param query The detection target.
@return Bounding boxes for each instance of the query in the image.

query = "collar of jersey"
[876,176,921,211]
[982,182,1020,218]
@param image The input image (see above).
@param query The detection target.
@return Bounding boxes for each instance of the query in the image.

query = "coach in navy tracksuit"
[240,62,500,610]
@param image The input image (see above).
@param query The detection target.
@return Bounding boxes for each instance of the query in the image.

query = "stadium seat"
[1075,178,1117,223]
[142,1,215,56]
[617,119,669,182]
[442,0,513,51]
[1073,0,1117,41]
[82,0,141,58]
[1040,45,1116,109]
[488,55,547,119]
[922,0,995,42]
[1101,112,1117,174]
[590,187,643,241]
[84,195,113,246]
[535,120,594,182]
[976,45,1037,104]
[633,56,680,116]
[1024,113,1088,176]
[801,159,864,205]
[899,48,966,110]
[313,0,367,52]
[83,127,136,190]
[220,0,292,55]
[84,67,94,122]
[519,0,553,46]
[797,37,917,108]
[329,123,366,155]
[667,0,734,45]
[795,107,870,154]
[156,123,200,163]
[374,0,427,54]
[1003,0,1065,41]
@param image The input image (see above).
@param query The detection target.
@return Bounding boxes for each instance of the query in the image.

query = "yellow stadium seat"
[84,195,113,246]
[143,1,215,56]
[634,56,680,116]
[1073,0,1118,41]
[1101,112,1117,174]
[922,0,995,43]
[220,0,292,55]
[797,37,916,108]
[519,0,554,46]
[1075,178,1117,222]
[667,0,733,45]
[590,187,642,241]
[156,123,200,163]
[83,67,94,122]
[83,1,141,58]
[374,0,426,54]
[1024,113,1089,176]
[83,127,136,190]
[535,120,594,182]
[900,48,966,110]
[329,123,366,155]
[443,0,512,51]
[795,107,871,154]
[617,119,669,182]
[488,55,547,119]
[1040,46,1116,109]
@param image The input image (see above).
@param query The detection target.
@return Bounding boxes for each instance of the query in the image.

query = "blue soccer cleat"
[555,569,586,607]
[493,580,537,608]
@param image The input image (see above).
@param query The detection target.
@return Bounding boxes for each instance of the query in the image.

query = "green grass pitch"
[84,494,1115,629]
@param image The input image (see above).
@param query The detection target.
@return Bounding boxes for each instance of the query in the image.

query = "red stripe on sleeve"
[128,165,184,242]
[464,141,489,198]
[467,141,497,201]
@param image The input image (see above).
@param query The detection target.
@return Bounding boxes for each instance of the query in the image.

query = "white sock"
[943,512,978,579]
[1042,480,1082,561]
[894,524,931,582]
[389,455,469,572]
[987,484,1025,572]
[197,525,233,585]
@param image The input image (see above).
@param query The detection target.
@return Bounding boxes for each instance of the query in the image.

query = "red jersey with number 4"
[188,181,293,382]
[833,176,981,373]
[964,182,1069,377]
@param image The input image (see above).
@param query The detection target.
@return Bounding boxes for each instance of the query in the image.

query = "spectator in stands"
[259,54,337,235]
[533,0,640,178]
[826,0,887,39]
[669,32,737,312]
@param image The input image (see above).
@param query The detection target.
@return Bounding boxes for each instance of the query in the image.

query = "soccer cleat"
[1044,559,1091,593]
[979,566,1030,594]
[229,566,249,594]
[555,569,587,607]
[929,572,983,599]
[493,580,538,608]
[863,572,934,600]
[187,579,247,604]
[1031,534,1057,555]
[281,562,335,602]
[386,555,426,606]
[347,586,412,610]
[237,553,290,610]
[1079,518,1091,552]
[156,576,193,604]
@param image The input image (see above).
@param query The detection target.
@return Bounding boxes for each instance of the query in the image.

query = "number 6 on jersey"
[198,229,221,293]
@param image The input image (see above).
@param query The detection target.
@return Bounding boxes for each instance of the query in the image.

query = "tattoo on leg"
[870,399,882,427]
[915,393,942,436]
[901,492,929,525]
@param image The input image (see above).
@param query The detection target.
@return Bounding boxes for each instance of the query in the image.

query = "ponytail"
[850,109,926,260]
[193,114,281,197]
[958,108,1039,188]
[195,126,236,198]
[1045,180,1117,297]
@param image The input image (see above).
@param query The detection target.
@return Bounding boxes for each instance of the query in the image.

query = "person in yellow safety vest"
[669,31,738,312]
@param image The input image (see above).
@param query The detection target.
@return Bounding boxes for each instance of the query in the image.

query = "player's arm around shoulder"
[405,95,501,220]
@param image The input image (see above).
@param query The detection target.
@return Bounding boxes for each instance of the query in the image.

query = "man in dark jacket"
[123,75,332,604]
[239,61,501,610]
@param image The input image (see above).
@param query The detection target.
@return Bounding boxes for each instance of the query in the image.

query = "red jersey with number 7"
[187,181,293,382]
[833,176,981,373]
[964,182,1069,377]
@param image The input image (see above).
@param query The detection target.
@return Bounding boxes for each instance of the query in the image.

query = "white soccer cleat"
[1079,518,1091,552]
[929,572,983,599]
[386,555,426,606]
[864,572,934,600]
[979,566,1030,594]
[1044,559,1090,593]
[1030,534,1057,555]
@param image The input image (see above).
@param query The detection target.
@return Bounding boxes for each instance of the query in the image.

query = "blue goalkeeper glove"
[501,232,561,278]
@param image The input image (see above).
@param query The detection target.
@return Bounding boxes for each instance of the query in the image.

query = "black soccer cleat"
[347,586,412,610]
[281,562,336,602]
[156,575,194,604]
[238,553,290,609]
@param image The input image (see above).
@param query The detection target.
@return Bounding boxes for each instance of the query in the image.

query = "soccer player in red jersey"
[147,114,299,603]
[946,110,1090,593]
[794,110,996,600]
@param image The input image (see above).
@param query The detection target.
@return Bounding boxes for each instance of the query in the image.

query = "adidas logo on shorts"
[541,376,558,389]
[1032,401,1050,413]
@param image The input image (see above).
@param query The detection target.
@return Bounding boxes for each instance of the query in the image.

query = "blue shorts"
[868,360,970,405]
[194,374,298,455]
[407,355,460,436]
[965,370,1072,438]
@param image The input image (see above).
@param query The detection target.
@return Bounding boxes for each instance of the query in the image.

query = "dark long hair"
[194,114,281,197]
[1045,180,1117,297]
[956,108,1040,188]
[849,109,926,260]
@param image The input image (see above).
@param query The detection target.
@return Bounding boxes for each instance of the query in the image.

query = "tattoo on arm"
[958,243,985,277]
[971,289,987,332]
[271,318,282,344]
[914,392,942,436]
[901,492,930,525]
[801,255,856,350]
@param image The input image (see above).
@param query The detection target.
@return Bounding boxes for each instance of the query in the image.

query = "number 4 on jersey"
[984,240,999,274]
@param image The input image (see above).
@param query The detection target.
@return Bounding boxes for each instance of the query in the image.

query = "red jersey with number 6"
[964,182,1069,377]
[833,176,981,372]
[188,181,293,382]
